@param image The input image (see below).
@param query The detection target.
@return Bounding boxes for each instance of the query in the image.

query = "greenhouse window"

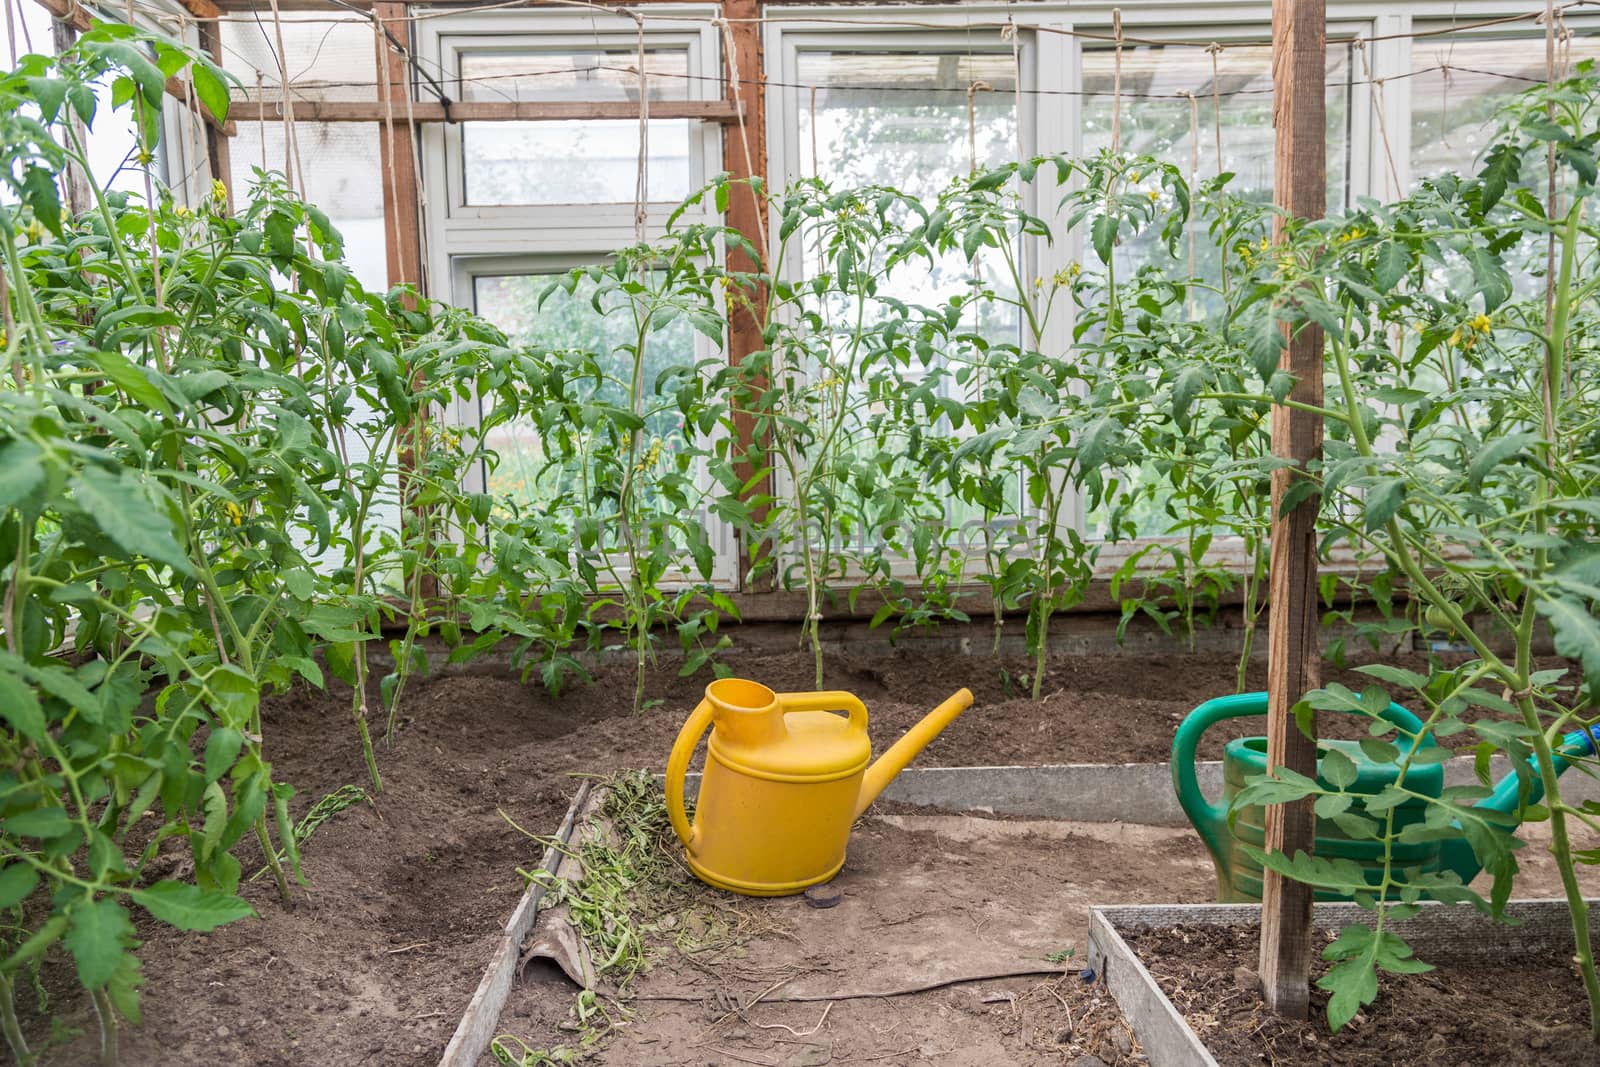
[458,48,695,207]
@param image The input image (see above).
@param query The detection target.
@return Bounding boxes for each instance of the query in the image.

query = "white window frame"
[414,4,724,271]
[761,4,1081,581]
[410,5,738,589]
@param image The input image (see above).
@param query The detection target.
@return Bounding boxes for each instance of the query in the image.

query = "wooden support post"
[374,1,436,600]
[374,0,421,293]
[196,16,232,210]
[50,17,94,217]
[720,0,771,590]
[1259,0,1326,1019]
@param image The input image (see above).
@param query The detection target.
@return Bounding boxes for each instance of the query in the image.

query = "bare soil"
[13,643,1580,1065]
[491,806,1219,1066]
[1126,922,1600,1065]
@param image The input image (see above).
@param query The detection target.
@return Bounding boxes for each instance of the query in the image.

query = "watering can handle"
[775,691,870,734]
[1170,691,1431,883]
[665,699,713,850]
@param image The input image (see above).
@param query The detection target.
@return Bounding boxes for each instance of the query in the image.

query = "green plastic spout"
[1437,725,1600,886]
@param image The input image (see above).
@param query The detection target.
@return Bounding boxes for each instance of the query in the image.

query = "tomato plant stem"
[0,975,32,1067]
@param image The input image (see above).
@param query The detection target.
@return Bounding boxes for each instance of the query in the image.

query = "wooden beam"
[175,0,221,20]
[718,0,771,590]
[32,0,91,32]
[1259,0,1326,1021]
[227,98,744,125]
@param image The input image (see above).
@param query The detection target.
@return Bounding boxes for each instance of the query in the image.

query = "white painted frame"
[414,4,723,283]
[761,4,1081,581]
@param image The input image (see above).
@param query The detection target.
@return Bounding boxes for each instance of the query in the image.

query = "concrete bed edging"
[687,756,1600,828]
[1088,898,1600,1067]
[437,780,595,1067]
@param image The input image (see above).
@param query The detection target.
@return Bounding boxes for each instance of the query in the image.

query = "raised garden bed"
[1089,899,1600,1066]
[13,645,1592,1065]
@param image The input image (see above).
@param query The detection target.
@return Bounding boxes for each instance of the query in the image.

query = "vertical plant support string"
[1354,40,1401,198]
[265,0,299,196]
[966,80,992,176]
[1208,41,1228,294]
[1110,8,1124,156]
[632,9,649,247]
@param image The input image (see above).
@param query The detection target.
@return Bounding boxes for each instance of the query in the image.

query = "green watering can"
[1172,691,1600,903]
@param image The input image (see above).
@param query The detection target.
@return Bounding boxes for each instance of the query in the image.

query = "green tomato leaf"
[89,348,173,416]
[5,806,74,839]
[70,466,192,574]
[204,727,244,783]
[131,881,257,932]
[1321,747,1359,790]
[66,898,136,990]
[0,668,46,740]
[0,863,41,909]
[1374,241,1409,291]
[0,439,46,512]
[1363,477,1406,533]
[1536,595,1600,690]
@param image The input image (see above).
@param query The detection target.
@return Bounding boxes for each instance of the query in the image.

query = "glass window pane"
[1410,35,1600,181]
[1079,42,1350,541]
[1410,36,1600,299]
[791,50,1025,548]
[1081,42,1352,271]
[793,49,1022,332]
[219,12,377,103]
[459,50,693,206]
[229,122,388,292]
[796,51,1018,196]
[473,272,699,517]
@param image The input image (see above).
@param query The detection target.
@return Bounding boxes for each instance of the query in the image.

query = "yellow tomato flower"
[1470,313,1492,334]
[224,501,245,526]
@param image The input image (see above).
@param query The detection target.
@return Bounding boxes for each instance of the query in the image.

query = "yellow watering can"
[665,677,974,896]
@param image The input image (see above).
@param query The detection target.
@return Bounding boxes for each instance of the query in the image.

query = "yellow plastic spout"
[853,688,973,818]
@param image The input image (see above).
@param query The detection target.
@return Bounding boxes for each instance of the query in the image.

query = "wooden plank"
[228,98,744,124]
[720,0,772,589]
[1095,899,1600,1063]
[436,781,595,1067]
[173,0,221,20]
[1088,910,1221,1067]
[1259,0,1326,1020]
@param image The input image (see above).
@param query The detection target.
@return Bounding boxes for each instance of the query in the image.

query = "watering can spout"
[1438,724,1600,885]
[853,688,974,818]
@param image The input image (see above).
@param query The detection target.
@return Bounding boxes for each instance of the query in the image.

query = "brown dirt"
[490,805,1218,1066]
[13,644,1578,1065]
[1125,923,1599,1065]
